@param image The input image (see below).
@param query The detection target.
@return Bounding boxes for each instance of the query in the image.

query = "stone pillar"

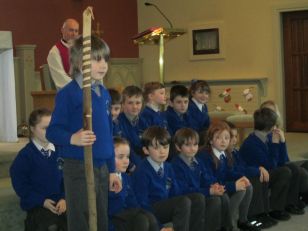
[15,45,36,123]
[13,57,22,125]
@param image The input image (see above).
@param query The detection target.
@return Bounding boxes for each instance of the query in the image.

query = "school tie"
[179,114,184,121]
[190,159,198,170]
[91,83,101,96]
[40,148,50,157]
[201,105,206,113]
[219,154,226,166]
[131,117,139,126]
[157,166,164,178]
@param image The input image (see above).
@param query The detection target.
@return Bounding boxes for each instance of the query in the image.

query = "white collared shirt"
[254,130,268,143]
[192,98,204,112]
[212,147,226,160]
[115,172,122,182]
[147,156,164,172]
[179,153,198,167]
[32,138,55,157]
[75,74,103,96]
[124,113,139,124]
[146,103,160,112]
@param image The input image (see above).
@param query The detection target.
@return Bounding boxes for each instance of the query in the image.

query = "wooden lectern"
[132,27,186,83]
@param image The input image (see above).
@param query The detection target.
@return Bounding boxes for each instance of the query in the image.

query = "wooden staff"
[82,6,97,231]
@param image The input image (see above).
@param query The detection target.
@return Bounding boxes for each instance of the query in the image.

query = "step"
[0,177,26,231]
[0,138,27,179]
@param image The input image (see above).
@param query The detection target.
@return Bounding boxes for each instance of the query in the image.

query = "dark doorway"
[283,10,308,132]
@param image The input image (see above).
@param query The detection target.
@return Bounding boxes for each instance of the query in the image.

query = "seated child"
[108,137,159,231]
[117,85,146,163]
[132,126,205,231]
[197,121,259,231]
[227,121,277,229]
[187,80,211,137]
[108,88,122,137]
[260,100,308,207]
[164,85,193,136]
[239,108,294,220]
[171,127,232,231]
[10,108,67,231]
[140,82,168,130]
[46,35,121,231]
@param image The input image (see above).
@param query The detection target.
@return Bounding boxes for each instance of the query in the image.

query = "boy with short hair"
[108,88,122,137]
[172,127,232,231]
[117,85,145,155]
[227,121,277,229]
[132,126,205,231]
[240,108,294,221]
[117,85,145,170]
[164,85,193,136]
[140,82,168,130]
[46,35,121,231]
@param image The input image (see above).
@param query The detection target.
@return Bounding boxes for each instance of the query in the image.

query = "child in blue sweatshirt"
[240,108,300,220]
[227,121,277,229]
[109,137,159,231]
[108,88,122,137]
[260,100,308,208]
[164,85,193,136]
[117,86,145,169]
[132,126,205,231]
[10,108,67,231]
[140,82,168,130]
[46,36,121,231]
[171,127,232,231]
[197,121,259,231]
[187,80,211,142]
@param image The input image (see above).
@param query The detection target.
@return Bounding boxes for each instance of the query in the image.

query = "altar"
[0,31,18,142]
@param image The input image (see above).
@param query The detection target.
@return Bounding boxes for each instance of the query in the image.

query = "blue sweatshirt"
[232,149,260,177]
[267,133,289,166]
[140,106,168,131]
[164,106,194,136]
[132,158,181,212]
[239,133,285,170]
[187,100,210,132]
[108,173,139,216]
[197,149,239,193]
[46,79,115,172]
[10,141,64,211]
[112,118,122,137]
[171,155,212,196]
[117,112,146,156]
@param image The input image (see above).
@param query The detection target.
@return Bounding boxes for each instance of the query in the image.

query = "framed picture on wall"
[189,21,226,60]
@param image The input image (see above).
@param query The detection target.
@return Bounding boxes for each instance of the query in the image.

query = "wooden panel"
[31,91,56,112]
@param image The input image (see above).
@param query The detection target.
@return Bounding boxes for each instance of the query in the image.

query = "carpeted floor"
[0,133,308,231]
[267,207,308,231]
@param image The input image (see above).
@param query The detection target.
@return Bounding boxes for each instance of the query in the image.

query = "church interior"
[0,0,308,230]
